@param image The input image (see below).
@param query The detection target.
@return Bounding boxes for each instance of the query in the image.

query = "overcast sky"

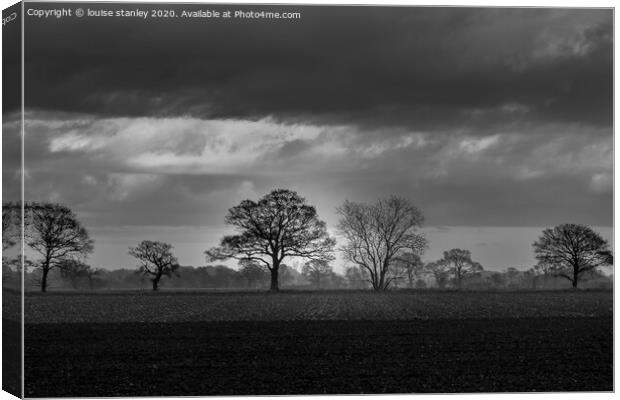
[3,5,613,271]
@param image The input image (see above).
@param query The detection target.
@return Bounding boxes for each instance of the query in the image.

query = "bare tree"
[25,202,94,292]
[533,224,613,288]
[336,196,426,291]
[301,259,333,289]
[206,189,335,292]
[440,249,483,288]
[129,240,180,291]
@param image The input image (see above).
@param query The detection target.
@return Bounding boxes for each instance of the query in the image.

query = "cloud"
[15,110,612,229]
[43,116,334,174]
[21,7,612,131]
[11,7,613,271]
[106,173,164,202]
[31,113,440,177]
[531,19,612,61]
[458,135,500,156]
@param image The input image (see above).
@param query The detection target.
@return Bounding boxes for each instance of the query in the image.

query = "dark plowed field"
[25,316,612,396]
[3,319,22,398]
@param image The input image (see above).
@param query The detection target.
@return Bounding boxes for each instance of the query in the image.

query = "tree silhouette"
[129,240,180,291]
[439,249,483,288]
[25,202,94,292]
[337,196,426,291]
[533,224,613,288]
[206,189,335,292]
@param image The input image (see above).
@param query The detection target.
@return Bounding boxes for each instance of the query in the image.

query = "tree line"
[5,253,611,292]
[2,189,614,292]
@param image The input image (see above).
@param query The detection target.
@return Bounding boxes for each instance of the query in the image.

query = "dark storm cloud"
[23,5,612,130]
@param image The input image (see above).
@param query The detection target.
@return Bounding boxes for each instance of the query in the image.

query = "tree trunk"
[572,265,579,288]
[152,276,160,291]
[40,259,52,292]
[270,268,279,292]
[41,267,49,292]
[377,261,389,291]
[270,259,280,292]
[374,276,386,291]
[369,270,379,291]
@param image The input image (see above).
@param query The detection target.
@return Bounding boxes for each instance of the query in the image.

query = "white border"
[0,2,616,400]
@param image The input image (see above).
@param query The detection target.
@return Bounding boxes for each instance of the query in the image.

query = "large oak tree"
[206,189,335,292]
[533,224,612,288]
[25,202,94,292]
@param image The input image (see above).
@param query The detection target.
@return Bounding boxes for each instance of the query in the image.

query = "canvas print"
[1,1,614,397]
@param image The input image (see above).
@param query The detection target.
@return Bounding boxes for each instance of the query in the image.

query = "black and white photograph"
[1,0,614,397]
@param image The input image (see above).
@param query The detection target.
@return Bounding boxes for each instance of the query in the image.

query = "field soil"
[24,290,613,396]
[25,290,613,323]
[3,319,22,397]
[3,288,22,397]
